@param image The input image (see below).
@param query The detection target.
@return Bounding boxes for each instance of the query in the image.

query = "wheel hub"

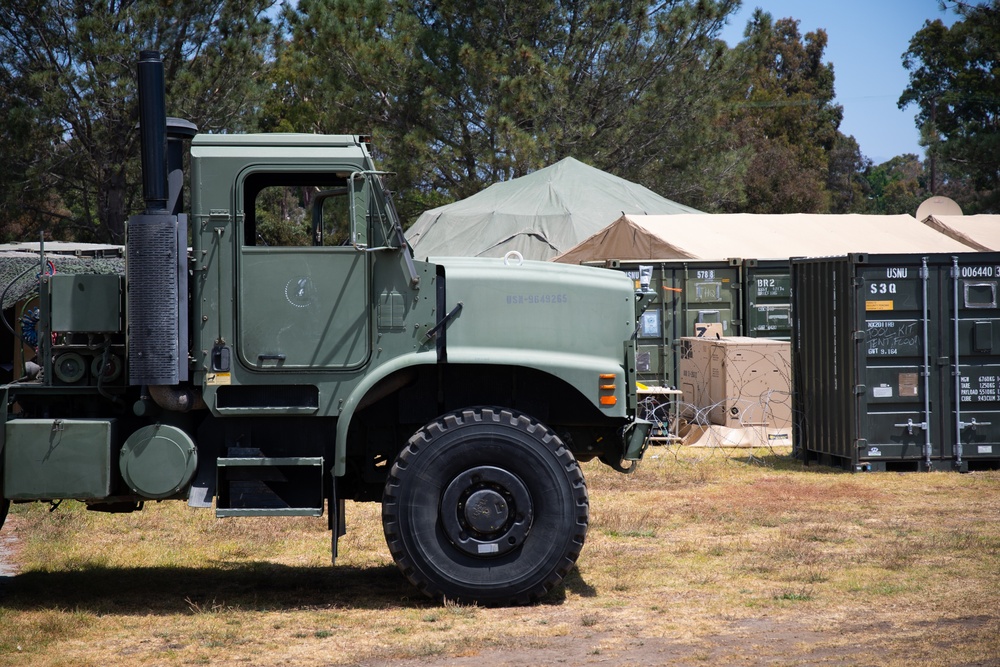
[464,488,509,533]
[441,466,533,557]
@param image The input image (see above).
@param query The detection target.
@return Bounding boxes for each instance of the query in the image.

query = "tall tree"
[826,134,869,214]
[725,12,851,213]
[0,0,274,243]
[899,1,1000,212]
[265,0,744,223]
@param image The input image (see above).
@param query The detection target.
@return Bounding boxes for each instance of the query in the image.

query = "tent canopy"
[406,157,702,261]
[921,215,1000,252]
[552,213,978,264]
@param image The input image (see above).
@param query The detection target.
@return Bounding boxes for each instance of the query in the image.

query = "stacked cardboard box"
[677,336,791,429]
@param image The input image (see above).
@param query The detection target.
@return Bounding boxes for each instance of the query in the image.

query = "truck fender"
[333,351,437,476]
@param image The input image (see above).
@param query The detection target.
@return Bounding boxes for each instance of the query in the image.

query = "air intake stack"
[126,51,189,386]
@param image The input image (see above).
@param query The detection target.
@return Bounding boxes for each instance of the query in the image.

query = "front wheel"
[382,407,589,605]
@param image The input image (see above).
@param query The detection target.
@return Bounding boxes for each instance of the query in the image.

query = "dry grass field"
[1,445,999,667]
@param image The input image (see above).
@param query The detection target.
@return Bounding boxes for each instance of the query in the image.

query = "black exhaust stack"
[126,51,192,386]
[138,51,169,213]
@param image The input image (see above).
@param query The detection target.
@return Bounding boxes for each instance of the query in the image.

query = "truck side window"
[242,172,351,247]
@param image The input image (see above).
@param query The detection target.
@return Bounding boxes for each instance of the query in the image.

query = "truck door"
[236,169,371,371]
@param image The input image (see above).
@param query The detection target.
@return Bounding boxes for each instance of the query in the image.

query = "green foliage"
[723,11,862,213]
[899,1,1000,212]
[863,154,927,215]
[253,186,312,247]
[826,134,870,214]
[0,0,275,243]
[264,0,745,224]
[5,0,972,232]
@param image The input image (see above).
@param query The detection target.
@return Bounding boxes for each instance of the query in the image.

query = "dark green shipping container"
[587,259,742,387]
[792,253,1000,471]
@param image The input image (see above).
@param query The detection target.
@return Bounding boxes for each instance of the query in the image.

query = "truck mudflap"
[603,418,652,473]
[624,418,653,461]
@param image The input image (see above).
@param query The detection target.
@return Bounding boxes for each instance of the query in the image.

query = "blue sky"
[719,0,959,165]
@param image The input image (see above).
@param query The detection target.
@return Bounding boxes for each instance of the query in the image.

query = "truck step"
[215,456,324,517]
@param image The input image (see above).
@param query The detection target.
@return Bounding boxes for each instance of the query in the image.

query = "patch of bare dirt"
[0,515,20,578]
[365,616,870,667]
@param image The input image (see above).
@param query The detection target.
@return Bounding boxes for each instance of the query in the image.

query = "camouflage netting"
[0,246,125,311]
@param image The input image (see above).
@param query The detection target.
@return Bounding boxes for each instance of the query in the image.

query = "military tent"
[405,157,702,261]
[552,213,977,264]
[921,215,1000,252]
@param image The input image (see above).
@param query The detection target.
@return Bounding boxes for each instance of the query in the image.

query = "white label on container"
[872,385,893,398]
[978,446,993,454]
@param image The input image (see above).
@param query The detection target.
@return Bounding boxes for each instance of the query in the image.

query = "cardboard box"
[678,336,791,427]
[680,423,793,448]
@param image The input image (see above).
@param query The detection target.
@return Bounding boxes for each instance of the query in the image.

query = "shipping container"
[743,259,792,340]
[585,259,743,387]
[791,252,1000,471]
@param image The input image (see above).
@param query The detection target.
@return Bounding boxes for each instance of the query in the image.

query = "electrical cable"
[1,264,37,336]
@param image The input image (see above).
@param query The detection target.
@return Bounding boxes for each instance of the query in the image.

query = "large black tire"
[382,407,589,606]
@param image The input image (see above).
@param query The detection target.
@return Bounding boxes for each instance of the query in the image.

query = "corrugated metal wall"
[792,253,1000,471]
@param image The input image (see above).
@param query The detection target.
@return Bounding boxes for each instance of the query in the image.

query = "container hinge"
[851,277,864,287]
[958,418,991,430]
[854,384,866,395]
[893,418,928,435]
[852,331,866,341]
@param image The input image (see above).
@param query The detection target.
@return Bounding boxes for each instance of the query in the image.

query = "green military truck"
[0,52,650,605]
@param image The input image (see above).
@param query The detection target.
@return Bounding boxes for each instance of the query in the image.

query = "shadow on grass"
[0,561,588,614]
[562,567,597,598]
[0,562,428,614]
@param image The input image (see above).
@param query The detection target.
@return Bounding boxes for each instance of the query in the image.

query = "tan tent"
[552,213,978,264]
[921,215,1000,252]
[406,157,702,261]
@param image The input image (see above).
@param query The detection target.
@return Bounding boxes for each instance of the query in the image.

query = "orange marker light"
[599,373,617,407]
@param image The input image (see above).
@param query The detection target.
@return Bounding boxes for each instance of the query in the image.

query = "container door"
[626,261,740,387]
[672,264,741,386]
[682,266,738,338]
[947,257,1000,467]
[857,261,939,465]
[629,265,670,386]
[745,262,791,339]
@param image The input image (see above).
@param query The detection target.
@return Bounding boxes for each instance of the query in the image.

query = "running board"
[216,456,324,517]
